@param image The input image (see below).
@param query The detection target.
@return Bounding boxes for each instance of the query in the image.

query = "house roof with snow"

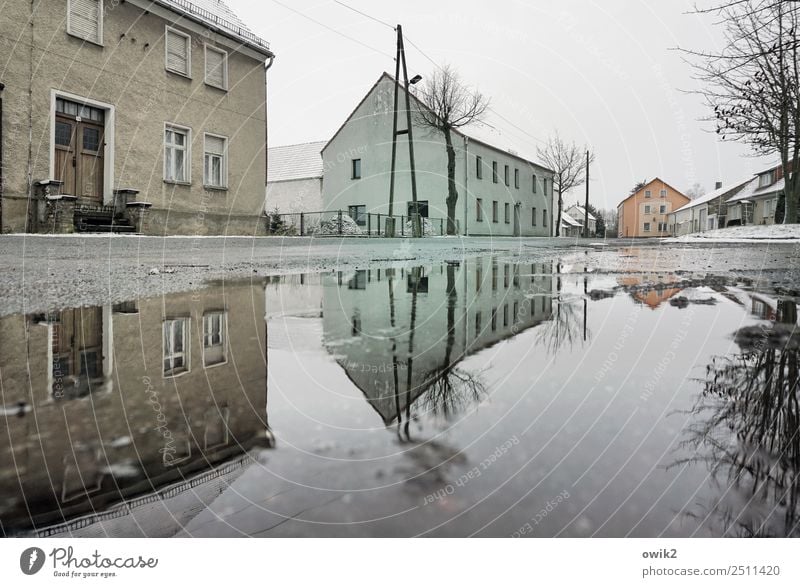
[155,0,272,56]
[671,178,754,213]
[566,204,596,221]
[561,214,583,227]
[617,177,689,207]
[268,141,326,182]
[322,72,555,175]
[728,175,785,204]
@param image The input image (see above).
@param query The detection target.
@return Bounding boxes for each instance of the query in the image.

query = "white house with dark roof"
[564,204,596,236]
[726,164,787,227]
[667,179,752,235]
[559,212,583,237]
[266,141,326,214]
[320,72,555,237]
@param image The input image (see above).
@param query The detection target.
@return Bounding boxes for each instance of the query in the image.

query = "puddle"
[1,257,798,537]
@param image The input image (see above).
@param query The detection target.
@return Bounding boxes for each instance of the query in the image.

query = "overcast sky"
[231,0,773,209]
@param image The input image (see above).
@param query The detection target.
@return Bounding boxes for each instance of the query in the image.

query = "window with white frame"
[660,189,667,198]
[659,204,667,213]
[758,171,774,188]
[68,0,103,44]
[644,204,651,214]
[203,312,226,366]
[643,222,651,232]
[203,134,227,188]
[165,27,191,77]
[205,45,228,89]
[163,318,189,376]
[164,125,190,183]
[645,190,651,198]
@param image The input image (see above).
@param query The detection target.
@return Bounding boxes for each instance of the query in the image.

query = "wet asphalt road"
[0,234,798,316]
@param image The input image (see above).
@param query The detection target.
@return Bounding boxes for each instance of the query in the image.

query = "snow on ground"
[667,224,800,242]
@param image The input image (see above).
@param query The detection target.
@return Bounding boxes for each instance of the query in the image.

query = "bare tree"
[537,134,594,236]
[682,0,800,222]
[686,182,707,199]
[600,208,619,237]
[415,65,489,235]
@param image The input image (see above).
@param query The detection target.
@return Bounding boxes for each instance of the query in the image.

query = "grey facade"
[0,0,272,235]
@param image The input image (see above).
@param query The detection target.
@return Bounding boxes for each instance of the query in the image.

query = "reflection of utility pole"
[387,24,421,238]
[583,269,588,342]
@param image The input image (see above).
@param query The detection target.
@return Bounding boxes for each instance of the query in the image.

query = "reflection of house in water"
[0,282,271,536]
[618,274,683,309]
[322,259,555,425]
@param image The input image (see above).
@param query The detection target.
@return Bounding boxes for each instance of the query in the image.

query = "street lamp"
[409,74,422,85]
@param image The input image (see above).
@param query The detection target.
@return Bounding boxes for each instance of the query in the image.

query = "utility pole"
[583,149,590,238]
[387,24,420,237]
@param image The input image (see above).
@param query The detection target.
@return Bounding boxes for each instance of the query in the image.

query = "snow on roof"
[158,0,271,55]
[268,141,326,182]
[566,204,596,220]
[561,214,583,227]
[672,178,753,213]
[728,176,784,204]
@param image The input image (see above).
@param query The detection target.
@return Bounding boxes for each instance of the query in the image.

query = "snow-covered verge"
[667,224,800,243]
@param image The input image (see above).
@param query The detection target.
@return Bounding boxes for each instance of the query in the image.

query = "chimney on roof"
[715,181,722,190]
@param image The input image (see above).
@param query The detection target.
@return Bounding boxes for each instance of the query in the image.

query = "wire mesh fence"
[264,210,449,237]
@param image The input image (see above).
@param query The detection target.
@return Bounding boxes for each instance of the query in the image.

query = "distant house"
[321,72,555,236]
[0,0,273,235]
[726,164,786,227]
[667,179,752,235]
[564,204,596,236]
[266,141,325,214]
[617,179,690,238]
[559,213,583,237]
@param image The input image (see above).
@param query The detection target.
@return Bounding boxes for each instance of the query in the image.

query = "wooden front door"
[51,306,103,398]
[54,98,105,201]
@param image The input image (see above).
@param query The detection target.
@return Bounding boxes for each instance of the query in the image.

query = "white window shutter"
[69,0,101,43]
[205,135,225,156]
[166,30,189,75]
[205,48,225,88]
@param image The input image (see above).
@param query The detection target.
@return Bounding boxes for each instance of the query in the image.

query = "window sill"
[203,184,228,192]
[203,359,228,369]
[67,32,103,47]
[204,81,228,92]
[164,180,192,187]
[166,68,192,80]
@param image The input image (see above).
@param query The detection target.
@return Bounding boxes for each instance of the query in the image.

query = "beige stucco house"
[617,178,690,238]
[0,0,273,235]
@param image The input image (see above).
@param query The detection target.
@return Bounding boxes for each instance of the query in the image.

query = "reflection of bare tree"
[417,366,486,420]
[416,262,486,420]
[535,262,590,354]
[536,300,584,355]
[676,315,800,536]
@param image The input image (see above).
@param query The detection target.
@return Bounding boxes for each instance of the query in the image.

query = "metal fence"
[264,210,450,237]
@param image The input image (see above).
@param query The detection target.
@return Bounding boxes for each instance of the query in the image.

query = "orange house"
[617,178,690,238]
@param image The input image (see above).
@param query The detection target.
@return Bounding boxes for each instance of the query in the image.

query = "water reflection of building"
[322,260,555,424]
[618,274,683,309]
[0,282,270,536]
